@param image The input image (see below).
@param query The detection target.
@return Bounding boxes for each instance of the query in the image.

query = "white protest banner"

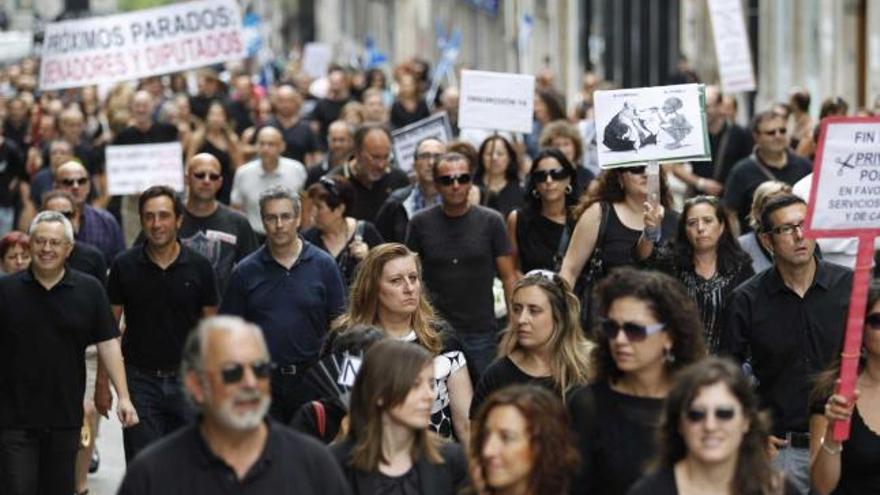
[594,83,710,169]
[302,42,333,79]
[391,112,452,173]
[708,0,756,93]
[458,70,535,134]
[804,116,880,442]
[106,142,184,196]
[39,0,246,91]
[0,32,33,62]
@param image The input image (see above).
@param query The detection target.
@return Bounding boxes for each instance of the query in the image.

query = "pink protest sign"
[804,116,880,441]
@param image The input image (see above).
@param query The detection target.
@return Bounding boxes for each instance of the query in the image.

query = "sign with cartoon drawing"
[593,83,710,168]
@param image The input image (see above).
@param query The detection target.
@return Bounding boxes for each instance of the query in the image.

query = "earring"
[565,184,573,194]
[664,346,676,364]
[532,189,540,198]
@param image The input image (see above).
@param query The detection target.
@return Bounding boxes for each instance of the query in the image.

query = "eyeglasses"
[219,360,275,384]
[32,237,69,248]
[262,212,297,224]
[532,167,571,183]
[61,177,89,187]
[625,166,646,175]
[435,173,472,187]
[685,406,737,423]
[766,221,805,236]
[415,152,443,162]
[760,127,787,136]
[193,171,222,181]
[600,317,665,342]
[866,312,880,330]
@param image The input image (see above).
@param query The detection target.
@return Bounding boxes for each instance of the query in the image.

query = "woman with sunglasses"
[470,270,592,416]
[639,196,754,353]
[539,120,596,197]
[809,285,880,495]
[568,267,706,495]
[330,339,469,494]
[628,357,796,495]
[507,149,580,274]
[469,385,580,495]
[303,176,383,286]
[331,243,473,445]
[476,135,525,218]
[186,101,243,205]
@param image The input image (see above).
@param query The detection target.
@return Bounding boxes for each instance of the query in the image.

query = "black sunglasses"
[685,406,737,423]
[761,127,787,136]
[319,177,340,199]
[435,173,472,187]
[600,317,665,342]
[193,171,222,181]
[867,312,880,330]
[219,360,274,384]
[625,166,646,175]
[61,177,89,187]
[532,167,571,183]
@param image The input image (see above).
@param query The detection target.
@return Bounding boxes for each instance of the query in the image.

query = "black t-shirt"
[328,165,411,222]
[0,138,25,207]
[263,118,321,164]
[108,243,218,370]
[310,98,350,147]
[179,204,259,294]
[118,420,352,495]
[68,241,108,286]
[627,466,800,495]
[406,205,512,335]
[113,123,179,145]
[301,221,383,286]
[691,121,754,185]
[0,269,118,428]
[470,356,556,418]
[483,181,525,219]
[515,207,565,272]
[390,99,431,130]
[568,382,664,495]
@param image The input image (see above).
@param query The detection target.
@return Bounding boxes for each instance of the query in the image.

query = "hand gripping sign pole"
[803,116,880,441]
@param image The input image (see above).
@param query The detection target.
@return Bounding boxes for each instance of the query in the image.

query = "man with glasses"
[180,154,258,294]
[221,186,345,423]
[406,152,517,380]
[0,211,138,495]
[722,193,852,494]
[108,185,218,462]
[54,160,125,264]
[117,316,350,494]
[231,127,306,240]
[329,124,409,222]
[722,110,812,233]
[375,137,445,243]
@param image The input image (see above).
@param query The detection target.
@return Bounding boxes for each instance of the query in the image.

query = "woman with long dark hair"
[628,357,795,495]
[186,101,243,204]
[568,267,706,495]
[640,196,754,353]
[476,135,525,218]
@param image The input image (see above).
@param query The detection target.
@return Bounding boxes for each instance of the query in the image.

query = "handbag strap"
[592,201,612,257]
[312,400,326,437]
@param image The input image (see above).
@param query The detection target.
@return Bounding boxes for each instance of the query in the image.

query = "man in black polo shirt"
[108,185,218,462]
[0,211,138,495]
[328,124,409,222]
[266,84,321,165]
[118,316,351,495]
[722,193,852,494]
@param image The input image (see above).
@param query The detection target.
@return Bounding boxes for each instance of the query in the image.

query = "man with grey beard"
[118,316,351,494]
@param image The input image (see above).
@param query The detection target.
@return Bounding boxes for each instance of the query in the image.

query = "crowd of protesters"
[0,51,879,495]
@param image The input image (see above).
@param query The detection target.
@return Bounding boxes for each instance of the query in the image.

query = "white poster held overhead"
[391,112,452,173]
[708,0,756,93]
[459,70,535,134]
[594,83,710,169]
[106,142,184,196]
[39,0,246,91]
[302,42,333,79]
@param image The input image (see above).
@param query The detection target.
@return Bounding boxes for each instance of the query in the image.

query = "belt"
[780,431,810,449]
[130,364,179,378]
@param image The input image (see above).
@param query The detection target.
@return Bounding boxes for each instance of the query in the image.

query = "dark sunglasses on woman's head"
[435,173,472,187]
[600,317,665,342]
[319,177,340,199]
[685,406,737,423]
[624,166,646,175]
[867,312,880,330]
[219,360,275,384]
[532,167,571,183]
[193,171,222,181]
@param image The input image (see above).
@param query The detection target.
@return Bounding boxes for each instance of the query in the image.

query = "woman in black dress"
[507,148,579,274]
[568,267,706,495]
[476,135,525,219]
[186,101,242,204]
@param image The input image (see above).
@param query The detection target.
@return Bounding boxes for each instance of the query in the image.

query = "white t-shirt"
[230,157,307,234]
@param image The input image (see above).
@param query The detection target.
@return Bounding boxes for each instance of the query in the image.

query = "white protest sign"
[805,117,880,235]
[0,32,33,62]
[391,112,453,173]
[39,0,246,91]
[459,70,535,134]
[594,83,710,168]
[708,0,756,93]
[302,42,333,79]
[106,142,184,196]
[337,354,363,387]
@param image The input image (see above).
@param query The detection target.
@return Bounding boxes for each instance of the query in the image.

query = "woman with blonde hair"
[737,180,792,273]
[470,269,592,416]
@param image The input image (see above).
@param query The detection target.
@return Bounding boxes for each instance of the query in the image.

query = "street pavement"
[88,412,126,494]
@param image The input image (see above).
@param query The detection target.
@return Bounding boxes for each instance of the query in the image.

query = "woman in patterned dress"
[331,243,473,446]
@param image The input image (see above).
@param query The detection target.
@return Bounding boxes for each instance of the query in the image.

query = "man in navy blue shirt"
[220,185,345,422]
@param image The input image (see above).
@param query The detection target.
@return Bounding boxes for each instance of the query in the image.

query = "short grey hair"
[180,316,269,377]
[28,210,74,243]
[258,185,301,218]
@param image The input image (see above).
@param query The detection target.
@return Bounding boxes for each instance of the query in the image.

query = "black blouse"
[514,207,565,273]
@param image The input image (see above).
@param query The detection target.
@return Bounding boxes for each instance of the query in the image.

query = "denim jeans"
[457,331,500,384]
[0,428,79,495]
[123,365,194,463]
[773,445,811,495]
